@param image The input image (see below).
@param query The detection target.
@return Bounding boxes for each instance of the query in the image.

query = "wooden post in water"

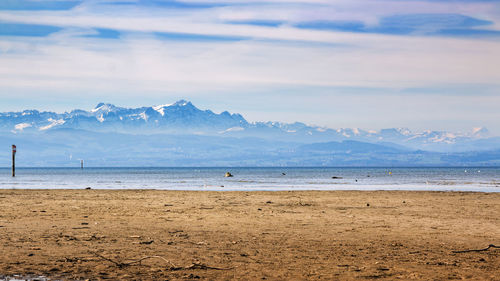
[12,144,16,177]
[81,159,84,169]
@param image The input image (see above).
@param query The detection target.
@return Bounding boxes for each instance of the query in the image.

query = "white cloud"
[1,30,498,93]
[0,0,499,134]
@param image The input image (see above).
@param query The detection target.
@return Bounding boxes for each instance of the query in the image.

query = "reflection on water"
[0,167,498,192]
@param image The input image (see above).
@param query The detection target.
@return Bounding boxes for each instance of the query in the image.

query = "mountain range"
[1,100,499,167]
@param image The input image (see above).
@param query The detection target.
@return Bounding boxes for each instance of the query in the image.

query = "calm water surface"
[0,167,499,192]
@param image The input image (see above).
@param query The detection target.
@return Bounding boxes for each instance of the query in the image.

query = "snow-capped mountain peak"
[470,127,490,138]
[152,103,173,116]
[172,99,190,106]
[91,102,122,113]
[0,101,495,152]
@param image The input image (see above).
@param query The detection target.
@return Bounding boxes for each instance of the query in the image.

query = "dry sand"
[0,190,499,280]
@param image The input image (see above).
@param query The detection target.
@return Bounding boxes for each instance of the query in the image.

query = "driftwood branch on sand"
[91,251,231,270]
[452,244,500,253]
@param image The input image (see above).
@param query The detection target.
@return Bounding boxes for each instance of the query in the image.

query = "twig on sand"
[91,252,176,268]
[91,252,231,270]
[169,262,232,271]
[452,244,500,253]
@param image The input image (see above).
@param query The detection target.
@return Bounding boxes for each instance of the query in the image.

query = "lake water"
[0,167,499,192]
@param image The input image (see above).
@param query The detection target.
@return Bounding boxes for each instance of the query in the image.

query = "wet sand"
[0,190,499,280]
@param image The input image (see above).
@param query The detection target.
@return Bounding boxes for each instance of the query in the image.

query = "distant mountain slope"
[1,129,498,167]
[0,100,499,166]
[1,100,247,134]
[298,140,410,154]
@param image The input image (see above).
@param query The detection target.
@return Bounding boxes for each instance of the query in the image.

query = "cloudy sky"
[0,0,499,134]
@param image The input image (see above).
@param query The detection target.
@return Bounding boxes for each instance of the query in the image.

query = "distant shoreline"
[2,166,500,168]
[0,188,498,193]
[1,167,498,192]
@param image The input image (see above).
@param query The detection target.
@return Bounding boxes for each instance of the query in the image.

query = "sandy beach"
[0,190,499,280]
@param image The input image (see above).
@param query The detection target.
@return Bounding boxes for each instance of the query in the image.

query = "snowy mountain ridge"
[0,100,496,152]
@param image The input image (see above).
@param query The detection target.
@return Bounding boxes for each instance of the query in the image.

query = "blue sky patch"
[0,0,81,11]
[155,32,247,42]
[435,28,500,38]
[294,21,365,32]
[226,20,285,28]
[380,14,492,29]
[0,22,62,37]
[103,0,226,9]
[83,28,121,39]
[295,14,497,37]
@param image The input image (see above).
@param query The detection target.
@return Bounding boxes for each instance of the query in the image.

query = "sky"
[0,0,499,135]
